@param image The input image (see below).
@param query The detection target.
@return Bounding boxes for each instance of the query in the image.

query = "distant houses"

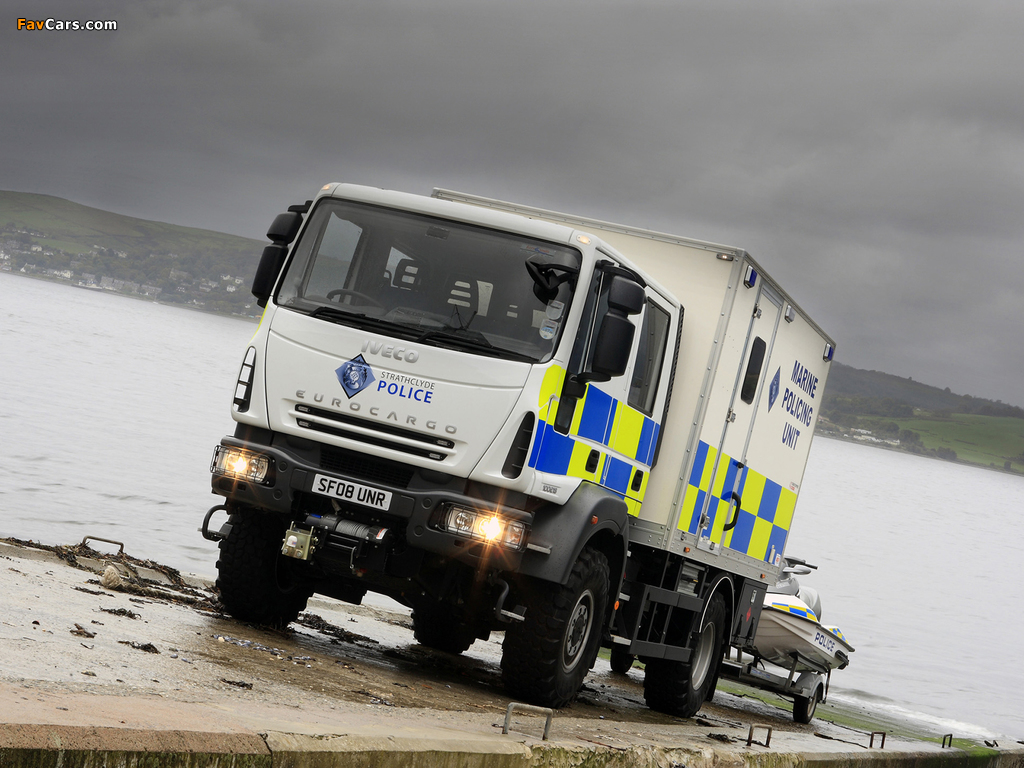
[1,221,259,317]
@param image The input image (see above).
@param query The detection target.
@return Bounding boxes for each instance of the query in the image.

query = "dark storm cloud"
[3,0,1023,403]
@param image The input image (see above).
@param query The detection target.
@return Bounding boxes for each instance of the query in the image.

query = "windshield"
[276,199,581,363]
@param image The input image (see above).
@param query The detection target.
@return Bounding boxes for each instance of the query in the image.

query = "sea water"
[1,272,1021,738]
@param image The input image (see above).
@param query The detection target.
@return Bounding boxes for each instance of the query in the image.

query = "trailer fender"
[518,482,629,587]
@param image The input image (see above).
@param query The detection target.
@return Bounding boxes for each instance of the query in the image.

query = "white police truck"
[202,183,835,716]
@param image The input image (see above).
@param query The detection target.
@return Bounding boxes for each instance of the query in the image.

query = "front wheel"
[216,509,313,628]
[501,546,610,707]
[643,591,728,718]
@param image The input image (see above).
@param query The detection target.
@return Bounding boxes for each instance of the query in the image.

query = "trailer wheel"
[610,646,635,674]
[793,686,821,723]
[216,509,313,628]
[412,602,477,654]
[501,546,609,707]
[643,591,727,718]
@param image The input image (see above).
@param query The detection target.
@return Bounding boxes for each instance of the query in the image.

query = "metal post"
[503,702,554,741]
[746,725,772,747]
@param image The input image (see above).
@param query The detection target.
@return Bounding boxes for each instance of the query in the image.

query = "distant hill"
[0,191,265,315]
[824,362,1023,418]
[820,362,1023,473]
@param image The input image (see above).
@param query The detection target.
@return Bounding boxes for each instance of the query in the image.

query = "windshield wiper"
[415,326,534,362]
[308,306,418,338]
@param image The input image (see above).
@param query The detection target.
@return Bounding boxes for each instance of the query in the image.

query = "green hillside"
[819,363,1024,474]
[0,191,265,316]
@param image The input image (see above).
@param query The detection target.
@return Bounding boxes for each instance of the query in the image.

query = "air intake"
[501,413,536,478]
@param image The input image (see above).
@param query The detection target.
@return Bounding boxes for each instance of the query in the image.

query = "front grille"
[294,403,454,462]
[296,403,454,449]
[320,445,415,488]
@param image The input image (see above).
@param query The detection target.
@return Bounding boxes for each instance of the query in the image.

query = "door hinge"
[727,408,737,423]
[753,304,762,319]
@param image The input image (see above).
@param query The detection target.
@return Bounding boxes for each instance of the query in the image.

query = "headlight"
[211,446,271,484]
[438,504,526,550]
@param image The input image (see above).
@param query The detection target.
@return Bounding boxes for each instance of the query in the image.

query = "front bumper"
[209,430,531,571]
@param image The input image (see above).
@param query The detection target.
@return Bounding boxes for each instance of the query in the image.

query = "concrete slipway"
[0,538,1020,768]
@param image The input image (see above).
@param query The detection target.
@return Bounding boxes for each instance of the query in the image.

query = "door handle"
[724,492,742,531]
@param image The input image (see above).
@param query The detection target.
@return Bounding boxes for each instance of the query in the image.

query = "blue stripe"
[719,458,742,504]
[688,489,706,534]
[689,441,709,486]
[728,510,756,553]
[531,422,575,475]
[603,457,632,494]
[636,417,655,465]
[765,524,789,564]
[577,386,614,443]
[758,480,781,525]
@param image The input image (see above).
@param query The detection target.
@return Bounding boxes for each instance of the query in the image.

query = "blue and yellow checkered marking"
[528,366,659,516]
[680,440,796,564]
[766,600,819,623]
[823,626,848,644]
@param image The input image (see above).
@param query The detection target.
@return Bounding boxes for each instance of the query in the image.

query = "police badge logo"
[767,367,781,411]
[335,355,375,398]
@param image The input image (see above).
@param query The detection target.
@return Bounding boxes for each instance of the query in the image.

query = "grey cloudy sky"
[4,1,1023,405]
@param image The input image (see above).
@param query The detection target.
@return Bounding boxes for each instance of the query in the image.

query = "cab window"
[628,299,670,415]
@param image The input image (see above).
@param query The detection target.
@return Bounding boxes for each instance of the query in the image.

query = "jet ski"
[720,557,854,723]
[753,558,854,674]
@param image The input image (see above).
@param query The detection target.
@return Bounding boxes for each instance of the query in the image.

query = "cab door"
[539,258,675,513]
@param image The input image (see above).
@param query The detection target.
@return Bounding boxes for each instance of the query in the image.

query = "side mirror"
[591,316,634,379]
[607,275,645,315]
[251,243,288,307]
[267,211,303,245]
[588,276,646,380]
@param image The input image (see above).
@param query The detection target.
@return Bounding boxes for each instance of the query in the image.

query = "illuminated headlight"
[211,446,271,484]
[438,504,526,550]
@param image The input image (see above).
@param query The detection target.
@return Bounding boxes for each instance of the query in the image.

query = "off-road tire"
[501,546,610,708]
[610,645,635,674]
[643,591,727,718]
[216,508,313,628]
[412,602,477,654]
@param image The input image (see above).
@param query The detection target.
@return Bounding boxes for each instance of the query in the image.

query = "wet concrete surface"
[2,537,1021,767]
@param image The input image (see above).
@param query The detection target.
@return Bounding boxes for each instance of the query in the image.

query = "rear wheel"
[793,686,821,723]
[501,547,609,707]
[643,591,727,718]
[412,602,477,654]
[216,509,313,628]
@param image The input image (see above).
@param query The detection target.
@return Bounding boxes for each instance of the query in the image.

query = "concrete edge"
[0,724,270,767]
[0,724,269,754]
[1,723,1022,768]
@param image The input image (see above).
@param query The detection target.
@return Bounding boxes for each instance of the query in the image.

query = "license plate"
[311,473,392,511]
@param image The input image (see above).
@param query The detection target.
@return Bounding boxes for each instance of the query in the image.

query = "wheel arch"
[701,573,736,630]
[518,482,629,589]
